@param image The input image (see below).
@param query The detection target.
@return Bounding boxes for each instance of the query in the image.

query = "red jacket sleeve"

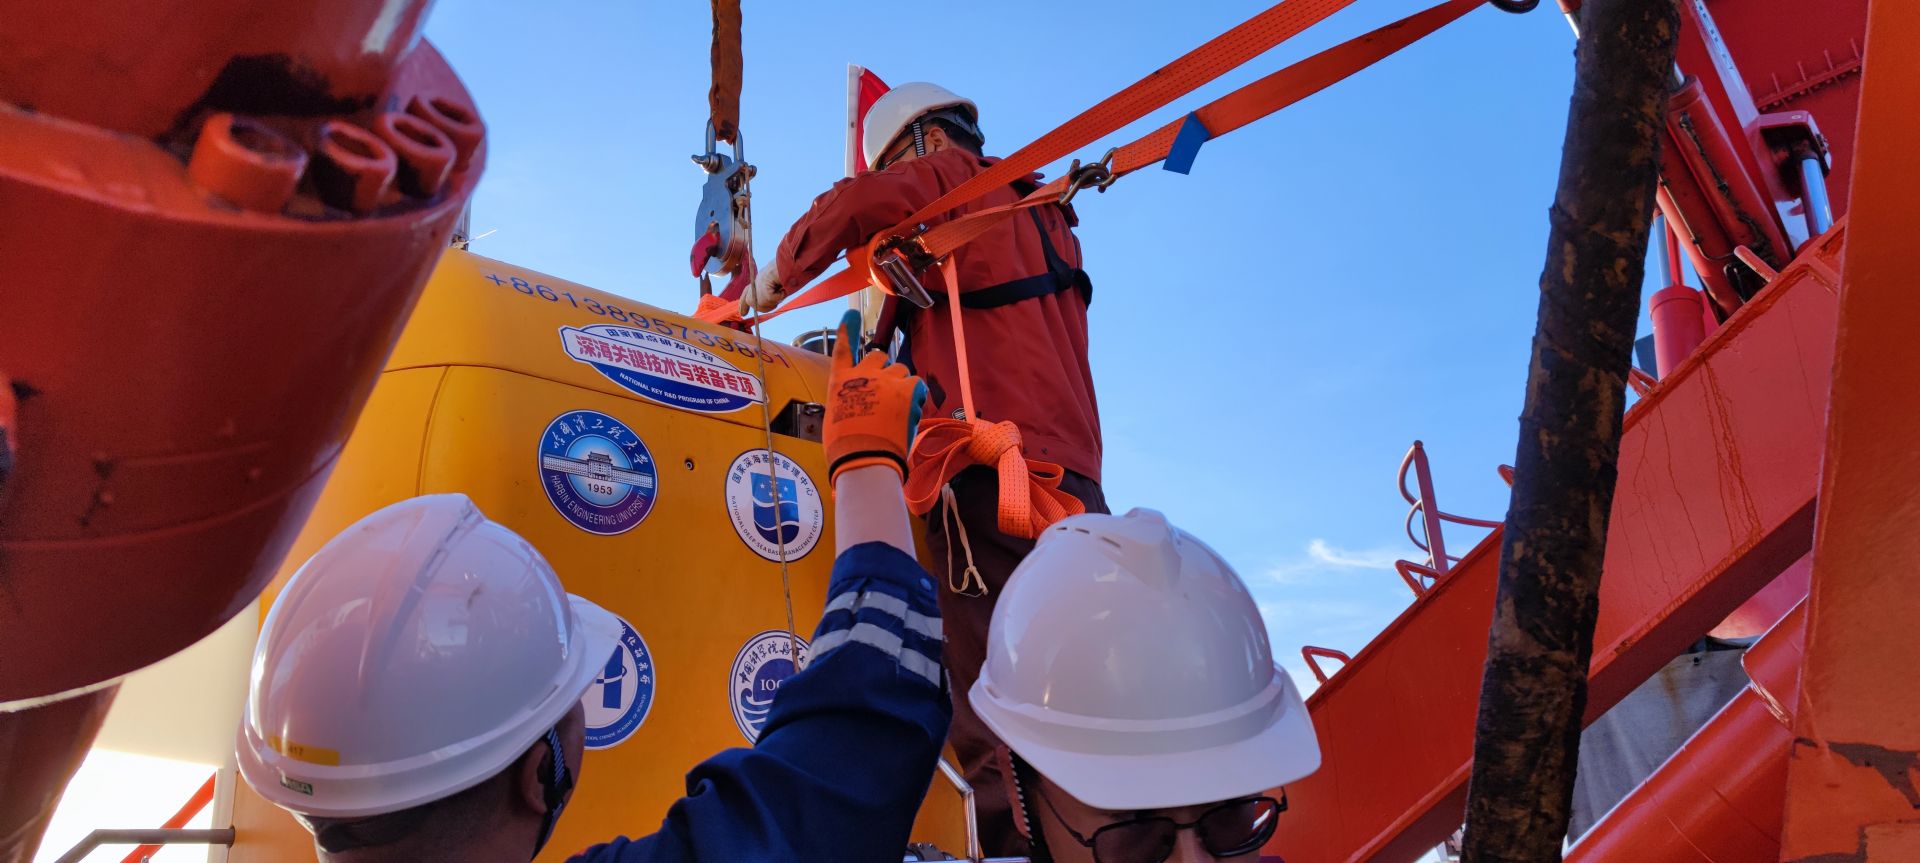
[772,150,973,288]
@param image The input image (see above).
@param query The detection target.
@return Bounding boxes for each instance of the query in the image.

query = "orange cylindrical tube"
[1566,690,1789,862]
[1567,606,1806,863]
[1650,286,1709,377]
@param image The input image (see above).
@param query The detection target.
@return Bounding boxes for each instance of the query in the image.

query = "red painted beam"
[1268,227,1844,863]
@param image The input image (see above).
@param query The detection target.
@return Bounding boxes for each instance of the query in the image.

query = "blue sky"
[424,1,1641,691]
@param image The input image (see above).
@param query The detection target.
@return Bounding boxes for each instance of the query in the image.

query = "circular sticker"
[582,615,656,750]
[730,630,811,743]
[723,450,824,562]
[539,410,657,536]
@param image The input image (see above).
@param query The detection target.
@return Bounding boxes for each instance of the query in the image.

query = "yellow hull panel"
[229,249,963,860]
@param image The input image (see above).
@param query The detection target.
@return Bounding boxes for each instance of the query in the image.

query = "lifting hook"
[1059,148,1120,206]
[690,121,756,284]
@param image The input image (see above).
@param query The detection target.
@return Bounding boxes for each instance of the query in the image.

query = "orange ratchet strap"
[913,0,1486,261]
[749,0,1485,325]
[892,0,1364,239]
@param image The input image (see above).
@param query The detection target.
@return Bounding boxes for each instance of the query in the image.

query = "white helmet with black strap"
[971,508,1321,855]
[862,81,984,170]
[237,493,622,856]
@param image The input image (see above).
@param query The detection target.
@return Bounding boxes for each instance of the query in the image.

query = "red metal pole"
[118,775,218,863]
[1663,221,1685,287]
[1411,442,1450,575]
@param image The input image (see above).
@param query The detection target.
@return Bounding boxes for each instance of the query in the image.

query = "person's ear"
[513,737,554,815]
[923,124,952,154]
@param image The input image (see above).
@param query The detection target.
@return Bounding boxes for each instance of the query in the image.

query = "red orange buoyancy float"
[0,1,485,857]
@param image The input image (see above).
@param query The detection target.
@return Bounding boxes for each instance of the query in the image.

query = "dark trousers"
[924,466,1109,857]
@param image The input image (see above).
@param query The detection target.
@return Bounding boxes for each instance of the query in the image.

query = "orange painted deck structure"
[3,0,1916,861]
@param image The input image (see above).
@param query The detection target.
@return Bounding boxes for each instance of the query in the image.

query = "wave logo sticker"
[730,630,810,743]
[581,615,656,750]
[561,324,764,413]
[723,450,823,562]
[539,409,657,536]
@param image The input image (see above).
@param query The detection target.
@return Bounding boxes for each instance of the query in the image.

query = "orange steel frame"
[1268,226,1843,862]
[1269,0,1904,860]
[1780,1,1920,859]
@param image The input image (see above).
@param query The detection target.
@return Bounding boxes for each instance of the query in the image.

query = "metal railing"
[897,758,1031,862]
[1395,441,1503,596]
[55,828,234,863]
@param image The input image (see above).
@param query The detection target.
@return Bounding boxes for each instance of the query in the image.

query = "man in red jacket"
[751,82,1106,856]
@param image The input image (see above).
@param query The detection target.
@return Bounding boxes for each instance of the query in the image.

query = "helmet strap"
[911,120,926,158]
[1005,750,1054,863]
[530,725,574,859]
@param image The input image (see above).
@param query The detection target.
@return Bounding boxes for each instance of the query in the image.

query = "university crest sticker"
[539,409,657,536]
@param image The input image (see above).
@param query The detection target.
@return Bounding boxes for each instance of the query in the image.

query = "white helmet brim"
[977,664,1320,812]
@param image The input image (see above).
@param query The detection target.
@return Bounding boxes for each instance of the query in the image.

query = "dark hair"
[925,118,984,155]
[297,762,507,854]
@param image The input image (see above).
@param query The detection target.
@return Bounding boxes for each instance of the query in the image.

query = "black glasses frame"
[1037,791,1287,863]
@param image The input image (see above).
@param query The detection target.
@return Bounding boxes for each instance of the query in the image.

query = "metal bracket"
[872,235,939,309]
[1058,148,1119,205]
[691,123,756,279]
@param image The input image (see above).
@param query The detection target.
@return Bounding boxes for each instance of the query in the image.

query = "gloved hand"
[744,260,788,312]
[824,308,926,485]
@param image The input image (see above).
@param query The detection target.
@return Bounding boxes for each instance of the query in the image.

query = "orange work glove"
[824,308,926,484]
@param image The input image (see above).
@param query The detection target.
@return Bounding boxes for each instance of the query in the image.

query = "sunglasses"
[1039,792,1285,863]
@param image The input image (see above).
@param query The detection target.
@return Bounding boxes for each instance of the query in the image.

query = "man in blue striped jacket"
[570,311,945,862]
[236,310,949,862]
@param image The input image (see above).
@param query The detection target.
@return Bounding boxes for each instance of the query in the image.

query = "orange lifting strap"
[758,0,1486,538]
[754,0,1484,325]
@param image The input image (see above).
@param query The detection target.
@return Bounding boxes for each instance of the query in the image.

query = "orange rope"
[692,293,745,326]
[902,262,1085,539]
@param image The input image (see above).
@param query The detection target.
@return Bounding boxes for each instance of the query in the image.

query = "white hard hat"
[862,81,981,170]
[238,493,623,819]
[971,508,1320,812]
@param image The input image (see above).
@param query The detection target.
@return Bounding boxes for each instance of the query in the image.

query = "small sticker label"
[539,410,658,536]
[723,450,824,562]
[267,736,340,766]
[562,324,765,413]
[582,615,657,750]
[731,630,811,743]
